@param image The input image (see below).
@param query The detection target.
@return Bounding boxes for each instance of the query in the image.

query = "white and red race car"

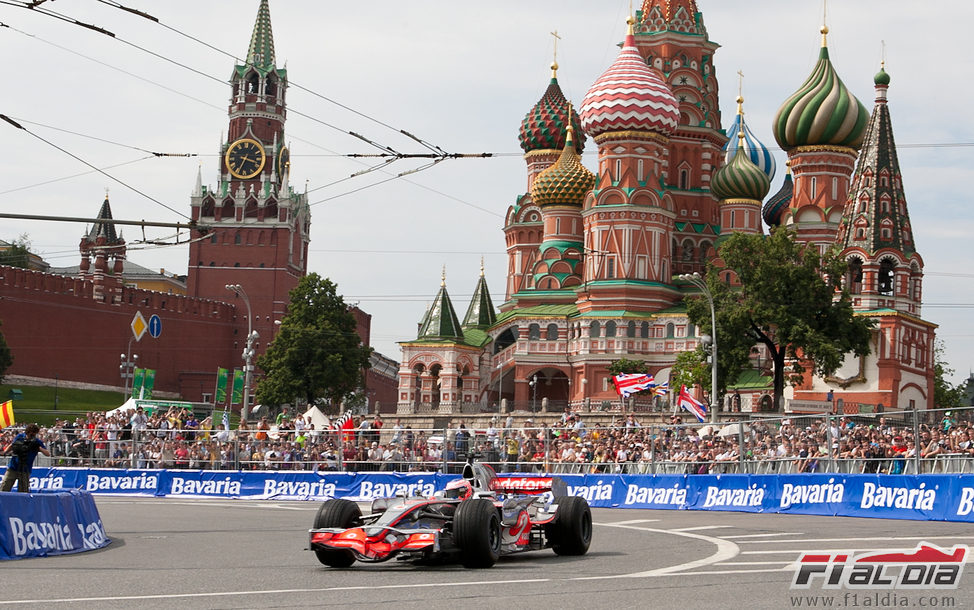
[308,462,591,568]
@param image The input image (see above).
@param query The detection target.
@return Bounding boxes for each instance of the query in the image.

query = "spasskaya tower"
[187,0,310,353]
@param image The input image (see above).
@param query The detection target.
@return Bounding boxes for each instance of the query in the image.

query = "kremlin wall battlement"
[0,264,239,400]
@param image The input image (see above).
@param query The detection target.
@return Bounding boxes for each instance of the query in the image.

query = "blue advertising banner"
[0,489,110,560]
[8,467,974,523]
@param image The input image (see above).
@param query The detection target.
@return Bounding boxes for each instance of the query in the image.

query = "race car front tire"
[313,498,362,567]
[545,495,592,556]
[453,498,501,568]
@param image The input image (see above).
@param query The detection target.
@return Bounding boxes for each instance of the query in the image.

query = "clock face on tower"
[277,145,290,178]
[225,138,266,179]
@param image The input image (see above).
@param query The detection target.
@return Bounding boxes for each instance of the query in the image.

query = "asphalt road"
[2,497,973,609]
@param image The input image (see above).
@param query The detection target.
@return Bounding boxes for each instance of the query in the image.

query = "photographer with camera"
[1,423,51,492]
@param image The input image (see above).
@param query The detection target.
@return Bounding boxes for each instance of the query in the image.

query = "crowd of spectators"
[2,405,973,475]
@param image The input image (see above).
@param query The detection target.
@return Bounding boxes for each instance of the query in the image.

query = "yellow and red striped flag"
[0,400,14,429]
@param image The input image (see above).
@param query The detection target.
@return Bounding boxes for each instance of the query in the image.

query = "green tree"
[1,234,32,269]
[685,227,873,411]
[0,319,12,383]
[933,339,964,408]
[255,274,372,412]
[608,357,648,376]
[672,347,709,392]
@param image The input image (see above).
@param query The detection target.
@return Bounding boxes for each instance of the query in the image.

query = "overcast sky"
[3,1,973,386]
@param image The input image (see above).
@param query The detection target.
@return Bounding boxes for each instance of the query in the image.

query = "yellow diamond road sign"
[131,311,148,342]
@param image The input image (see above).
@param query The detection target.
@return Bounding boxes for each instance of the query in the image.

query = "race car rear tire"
[313,498,362,567]
[453,498,501,568]
[545,495,592,556]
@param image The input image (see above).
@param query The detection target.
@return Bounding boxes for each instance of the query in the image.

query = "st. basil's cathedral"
[397,0,935,416]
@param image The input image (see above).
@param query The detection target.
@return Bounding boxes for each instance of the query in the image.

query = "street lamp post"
[119,349,138,398]
[226,284,258,422]
[679,272,718,422]
[529,374,538,414]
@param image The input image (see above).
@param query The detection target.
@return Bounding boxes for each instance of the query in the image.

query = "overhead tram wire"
[47,1,498,163]
[0,114,190,220]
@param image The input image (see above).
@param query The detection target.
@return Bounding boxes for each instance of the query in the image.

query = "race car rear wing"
[491,476,568,496]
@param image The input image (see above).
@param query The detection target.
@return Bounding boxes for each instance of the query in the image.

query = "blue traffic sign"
[148,314,162,338]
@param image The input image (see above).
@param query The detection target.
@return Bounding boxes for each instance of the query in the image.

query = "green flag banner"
[131,368,145,398]
[143,369,155,400]
[215,367,229,405]
[231,369,244,405]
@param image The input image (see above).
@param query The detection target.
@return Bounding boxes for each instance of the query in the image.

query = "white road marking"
[670,525,733,532]
[606,519,661,525]
[0,579,553,606]
[736,534,974,544]
[714,561,795,566]
[722,532,804,539]
[663,567,793,576]
[586,521,740,577]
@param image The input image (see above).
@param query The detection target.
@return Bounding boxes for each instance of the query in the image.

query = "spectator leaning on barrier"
[1,423,52,493]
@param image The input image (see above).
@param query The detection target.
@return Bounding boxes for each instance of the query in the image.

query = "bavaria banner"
[8,468,974,523]
[0,489,109,560]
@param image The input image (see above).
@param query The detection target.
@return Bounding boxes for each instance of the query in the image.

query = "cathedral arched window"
[665,323,675,338]
[687,323,695,337]
[234,233,242,245]
[201,200,215,217]
[682,239,694,262]
[605,321,617,337]
[627,321,636,338]
[528,324,541,340]
[679,169,689,190]
[878,258,896,296]
[640,322,649,338]
[847,257,863,295]
[546,324,559,341]
[590,321,601,338]
[266,76,277,98]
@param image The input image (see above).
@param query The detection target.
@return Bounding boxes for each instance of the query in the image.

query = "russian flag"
[678,384,708,423]
[613,373,655,398]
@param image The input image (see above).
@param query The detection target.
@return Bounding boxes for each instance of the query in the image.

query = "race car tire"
[453,498,501,568]
[313,499,362,567]
[545,495,592,556]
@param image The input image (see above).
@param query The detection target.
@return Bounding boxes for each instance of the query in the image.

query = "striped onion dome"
[519,65,585,154]
[580,17,680,138]
[762,164,793,227]
[723,96,776,180]
[531,118,596,207]
[711,133,771,202]
[772,27,868,150]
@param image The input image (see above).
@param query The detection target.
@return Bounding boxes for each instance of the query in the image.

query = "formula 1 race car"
[308,462,591,568]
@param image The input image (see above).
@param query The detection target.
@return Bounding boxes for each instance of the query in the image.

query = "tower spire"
[247,0,276,71]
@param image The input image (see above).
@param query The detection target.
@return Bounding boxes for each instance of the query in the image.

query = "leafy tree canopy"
[608,357,648,376]
[933,339,965,408]
[255,274,372,412]
[1,234,32,269]
[684,227,873,410]
[671,347,709,393]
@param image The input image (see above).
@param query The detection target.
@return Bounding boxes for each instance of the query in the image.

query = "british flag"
[613,373,655,398]
[678,385,708,423]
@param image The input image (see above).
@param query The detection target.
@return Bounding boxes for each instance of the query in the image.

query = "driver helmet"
[442,478,473,500]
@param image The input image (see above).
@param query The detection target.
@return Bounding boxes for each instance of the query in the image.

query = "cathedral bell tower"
[187,0,310,358]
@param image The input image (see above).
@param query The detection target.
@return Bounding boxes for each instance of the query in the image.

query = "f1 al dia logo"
[792,543,967,590]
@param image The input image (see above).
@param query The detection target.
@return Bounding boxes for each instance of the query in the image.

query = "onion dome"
[711,133,771,202]
[580,17,680,138]
[874,66,890,87]
[723,96,776,180]
[772,26,868,150]
[519,63,585,155]
[763,163,793,227]
[531,115,596,207]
